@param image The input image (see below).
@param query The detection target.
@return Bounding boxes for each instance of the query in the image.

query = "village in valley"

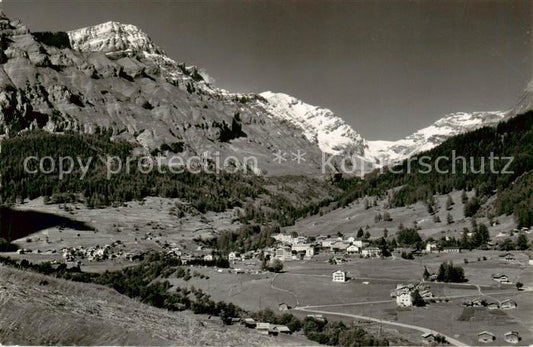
[4,194,532,346]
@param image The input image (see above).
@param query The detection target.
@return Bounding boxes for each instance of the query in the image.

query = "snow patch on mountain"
[68,21,164,55]
[260,91,365,155]
[66,20,514,169]
[365,111,506,165]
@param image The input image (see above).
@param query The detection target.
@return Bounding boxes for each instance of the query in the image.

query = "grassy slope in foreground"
[0,265,300,346]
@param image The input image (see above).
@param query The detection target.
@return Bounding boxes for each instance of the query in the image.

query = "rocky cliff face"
[0,13,524,175]
[0,14,328,175]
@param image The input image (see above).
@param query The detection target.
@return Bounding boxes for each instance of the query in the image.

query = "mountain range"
[0,12,530,175]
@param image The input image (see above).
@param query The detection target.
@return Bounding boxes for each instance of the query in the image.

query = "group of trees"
[436,261,467,283]
[262,258,284,273]
[302,317,389,346]
[0,131,335,241]
[498,233,530,251]
[396,228,423,248]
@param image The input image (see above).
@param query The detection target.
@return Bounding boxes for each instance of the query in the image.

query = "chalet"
[500,299,517,310]
[425,242,438,253]
[487,302,499,310]
[292,243,315,258]
[273,325,292,334]
[463,298,485,307]
[352,240,364,248]
[273,234,293,244]
[346,245,360,254]
[492,274,511,284]
[255,322,273,335]
[421,332,436,343]
[419,289,434,299]
[203,254,214,261]
[278,303,289,311]
[332,270,347,283]
[242,318,257,328]
[478,331,495,343]
[504,331,520,344]
[442,247,460,253]
[362,247,382,258]
[228,252,240,262]
[396,292,412,307]
[330,241,350,253]
[321,238,335,248]
[292,236,308,245]
[331,256,346,265]
[390,284,410,298]
[275,247,292,261]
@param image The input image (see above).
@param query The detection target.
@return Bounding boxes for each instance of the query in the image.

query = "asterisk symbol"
[272,150,288,164]
[291,150,306,164]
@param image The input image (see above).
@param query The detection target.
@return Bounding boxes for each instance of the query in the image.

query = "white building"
[292,236,308,245]
[330,241,350,252]
[346,245,360,254]
[362,247,382,258]
[425,242,438,253]
[275,247,292,261]
[332,270,347,283]
[396,292,412,307]
[321,238,335,248]
[292,243,315,258]
[273,234,293,244]
[228,252,240,262]
[352,240,364,248]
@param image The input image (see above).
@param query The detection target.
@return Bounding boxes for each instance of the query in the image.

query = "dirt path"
[294,306,469,347]
[270,273,300,306]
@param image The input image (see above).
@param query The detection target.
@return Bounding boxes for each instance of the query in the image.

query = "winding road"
[294,305,469,346]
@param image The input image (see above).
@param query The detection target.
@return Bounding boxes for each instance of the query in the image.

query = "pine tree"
[447,213,454,224]
[516,233,529,250]
[446,195,454,210]
[411,289,426,307]
[423,267,431,280]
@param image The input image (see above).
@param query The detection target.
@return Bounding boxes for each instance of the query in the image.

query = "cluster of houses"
[498,252,521,264]
[239,314,326,337]
[491,273,513,285]
[240,318,291,336]
[424,242,460,254]
[462,297,517,310]
[58,241,139,263]
[271,234,382,261]
[390,282,434,307]
[478,331,521,344]
[497,227,532,238]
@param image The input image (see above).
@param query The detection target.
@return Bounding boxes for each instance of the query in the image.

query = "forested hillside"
[337,111,533,226]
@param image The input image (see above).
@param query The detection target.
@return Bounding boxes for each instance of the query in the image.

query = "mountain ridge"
[0,15,530,175]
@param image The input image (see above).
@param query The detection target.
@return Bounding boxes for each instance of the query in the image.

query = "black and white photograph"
[0,0,531,345]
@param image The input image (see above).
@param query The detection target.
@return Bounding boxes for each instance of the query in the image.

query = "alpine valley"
[1,11,533,347]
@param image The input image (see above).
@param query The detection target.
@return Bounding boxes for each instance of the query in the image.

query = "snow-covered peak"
[260,91,365,155]
[365,111,506,165]
[68,21,164,55]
